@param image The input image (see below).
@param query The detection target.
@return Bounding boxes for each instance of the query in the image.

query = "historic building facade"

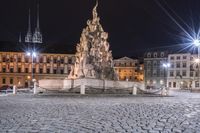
[167,53,191,89]
[144,51,168,89]
[167,53,200,90]
[0,52,75,88]
[113,57,143,81]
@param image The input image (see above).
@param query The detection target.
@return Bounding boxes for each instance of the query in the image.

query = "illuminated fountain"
[38,1,144,94]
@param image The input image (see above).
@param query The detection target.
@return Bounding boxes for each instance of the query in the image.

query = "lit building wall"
[113,57,143,81]
[0,52,75,88]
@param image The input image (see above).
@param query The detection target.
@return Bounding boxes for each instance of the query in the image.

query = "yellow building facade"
[114,57,144,81]
[0,52,75,88]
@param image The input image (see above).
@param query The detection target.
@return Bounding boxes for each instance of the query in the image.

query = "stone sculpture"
[68,0,117,80]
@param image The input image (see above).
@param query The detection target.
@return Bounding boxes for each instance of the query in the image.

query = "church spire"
[19,32,22,43]
[33,3,43,43]
[36,4,40,29]
[25,9,32,43]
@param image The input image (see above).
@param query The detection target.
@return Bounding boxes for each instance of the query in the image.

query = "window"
[160,71,164,76]
[124,63,127,66]
[61,69,64,74]
[196,72,199,77]
[33,58,36,63]
[154,53,157,58]
[190,72,193,77]
[2,68,6,73]
[68,69,71,74]
[176,63,180,68]
[2,57,6,62]
[10,57,13,62]
[53,69,57,74]
[173,82,176,88]
[61,58,64,64]
[47,68,50,74]
[47,57,51,63]
[153,70,157,76]
[171,63,174,68]
[10,78,13,84]
[18,68,21,73]
[18,57,21,62]
[170,56,174,60]
[190,64,193,70]
[40,68,43,74]
[25,68,29,73]
[10,68,14,73]
[195,81,200,87]
[68,58,72,64]
[161,52,164,57]
[129,76,132,80]
[183,56,187,59]
[147,62,151,67]
[25,57,29,63]
[182,71,186,76]
[39,57,43,63]
[176,71,180,76]
[147,71,151,76]
[177,56,181,60]
[147,53,151,58]
[153,62,157,67]
[2,78,6,84]
[182,62,187,68]
[33,68,36,73]
[53,58,57,63]
[170,71,174,77]
[168,82,172,87]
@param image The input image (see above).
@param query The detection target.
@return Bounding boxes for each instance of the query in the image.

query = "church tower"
[32,4,43,43]
[25,9,32,43]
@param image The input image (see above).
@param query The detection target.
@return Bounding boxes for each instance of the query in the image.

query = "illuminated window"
[10,78,13,84]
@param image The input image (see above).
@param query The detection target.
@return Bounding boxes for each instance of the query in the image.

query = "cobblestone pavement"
[0,91,200,133]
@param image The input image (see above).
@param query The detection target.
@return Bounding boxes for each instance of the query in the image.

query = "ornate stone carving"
[68,1,117,80]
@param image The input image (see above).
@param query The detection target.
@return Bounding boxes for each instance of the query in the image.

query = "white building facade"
[167,53,200,90]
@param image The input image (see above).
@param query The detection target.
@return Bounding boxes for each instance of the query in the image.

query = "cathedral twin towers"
[20,4,42,44]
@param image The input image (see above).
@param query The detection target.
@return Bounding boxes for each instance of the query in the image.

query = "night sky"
[0,0,200,58]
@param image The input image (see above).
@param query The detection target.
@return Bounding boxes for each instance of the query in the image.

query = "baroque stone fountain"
[38,1,144,94]
[68,1,117,80]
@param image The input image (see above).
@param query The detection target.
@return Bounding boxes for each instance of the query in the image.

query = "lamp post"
[193,39,200,89]
[26,51,37,87]
[163,63,170,88]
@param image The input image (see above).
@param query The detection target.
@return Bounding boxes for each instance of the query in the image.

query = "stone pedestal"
[13,85,17,95]
[132,86,137,95]
[80,84,85,95]
[33,80,37,95]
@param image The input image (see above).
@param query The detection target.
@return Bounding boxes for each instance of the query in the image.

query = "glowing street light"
[163,63,170,68]
[193,39,200,47]
[26,51,38,84]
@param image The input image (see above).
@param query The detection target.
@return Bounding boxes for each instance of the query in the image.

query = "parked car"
[0,85,13,93]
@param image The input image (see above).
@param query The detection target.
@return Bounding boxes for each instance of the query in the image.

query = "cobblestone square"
[0,91,200,133]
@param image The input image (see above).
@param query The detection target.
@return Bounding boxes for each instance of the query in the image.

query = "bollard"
[33,81,37,94]
[80,84,85,95]
[132,86,137,95]
[13,85,17,95]
[161,88,166,96]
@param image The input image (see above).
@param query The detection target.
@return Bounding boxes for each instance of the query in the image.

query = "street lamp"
[193,39,200,89]
[163,63,170,88]
[26,51,37,84]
